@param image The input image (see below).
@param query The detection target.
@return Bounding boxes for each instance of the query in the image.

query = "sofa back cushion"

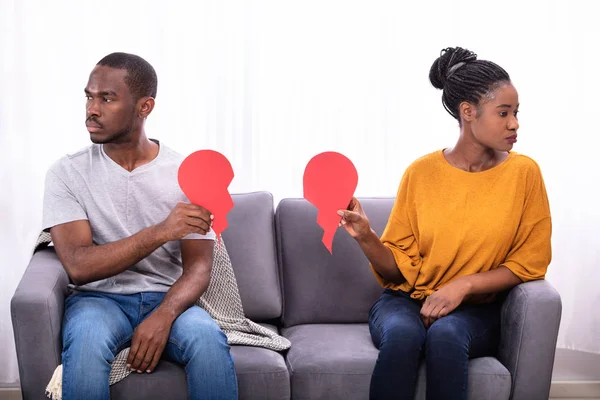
[276,197,394,327]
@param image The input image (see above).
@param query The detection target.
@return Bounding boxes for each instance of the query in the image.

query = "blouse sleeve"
[375,169,423,287]
[501,162,552,281]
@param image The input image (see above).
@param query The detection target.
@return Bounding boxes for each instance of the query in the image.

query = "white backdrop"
[1,0,599,385]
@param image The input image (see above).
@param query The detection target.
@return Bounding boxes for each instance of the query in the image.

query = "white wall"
[1,0,598,384]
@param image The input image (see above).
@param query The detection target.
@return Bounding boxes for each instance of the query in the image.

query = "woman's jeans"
[368,289,503,400]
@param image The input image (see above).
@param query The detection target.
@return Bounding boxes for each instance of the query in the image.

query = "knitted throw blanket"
[33,232,291,400]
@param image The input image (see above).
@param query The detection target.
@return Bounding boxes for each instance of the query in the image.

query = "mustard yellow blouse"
[375,150,552,300]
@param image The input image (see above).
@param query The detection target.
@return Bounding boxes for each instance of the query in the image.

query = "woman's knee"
[426,317,469,351]
[376,314,426,351]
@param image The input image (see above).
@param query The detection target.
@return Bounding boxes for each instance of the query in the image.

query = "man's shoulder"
[157,143,185,163]
[152,143,192,175]
[47,144,98,177]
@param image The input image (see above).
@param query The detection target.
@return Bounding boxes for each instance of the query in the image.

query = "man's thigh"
[62,292,134,358]
[164,305,229,363]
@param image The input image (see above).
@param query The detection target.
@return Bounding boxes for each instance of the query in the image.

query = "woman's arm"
[458,266,523,295]
[339,202,405,283]
[419,266,522,328]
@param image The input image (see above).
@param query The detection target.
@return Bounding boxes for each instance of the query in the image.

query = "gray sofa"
[11,191,562,400]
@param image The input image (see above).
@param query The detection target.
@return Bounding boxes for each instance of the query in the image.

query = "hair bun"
[429,47,478,89]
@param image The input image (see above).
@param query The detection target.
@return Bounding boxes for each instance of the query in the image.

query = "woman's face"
[470,83,520,152]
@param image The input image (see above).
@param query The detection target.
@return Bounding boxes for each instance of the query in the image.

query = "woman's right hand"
[337,197,372,240]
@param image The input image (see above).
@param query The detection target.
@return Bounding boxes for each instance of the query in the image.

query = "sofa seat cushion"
[282,323,511,400]
[111,324,290,400]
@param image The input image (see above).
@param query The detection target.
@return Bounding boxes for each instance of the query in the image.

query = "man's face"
[84,65,137,144]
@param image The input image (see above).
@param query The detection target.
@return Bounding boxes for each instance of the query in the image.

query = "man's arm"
[50,203,213,285]
[126,239,214,373]
[51,221,165,285]
[153,239,213,321]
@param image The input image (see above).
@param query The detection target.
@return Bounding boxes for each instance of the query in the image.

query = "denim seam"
[168,337,186,354]
[112,335,134,356]
[467,325,497,355]
[63,296,74,324]
[137,294,144,326]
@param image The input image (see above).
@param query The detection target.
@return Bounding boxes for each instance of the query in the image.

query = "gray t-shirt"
[42,140,215,294]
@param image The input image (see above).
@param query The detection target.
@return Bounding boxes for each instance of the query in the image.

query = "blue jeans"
[61,291,238,400]
[368,289,503,400]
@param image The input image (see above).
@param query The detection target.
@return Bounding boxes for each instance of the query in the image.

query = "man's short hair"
[97,52,158,100]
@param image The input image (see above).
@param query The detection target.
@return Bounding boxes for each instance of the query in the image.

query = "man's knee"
[63,322,118,363]
[170,308,229,354]
[63,297,130,361]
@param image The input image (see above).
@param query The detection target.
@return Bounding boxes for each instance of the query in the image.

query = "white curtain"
[1,0,599,385]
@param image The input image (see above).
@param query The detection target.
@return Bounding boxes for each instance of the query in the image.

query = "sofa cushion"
[282,324,376,400]
[111,324,290,400]
[110,360,188,399]
[232,323,291,400]
[276,197,393,327]
[232,344,291,400]
[282,324,511,400]
[222,192,282,321]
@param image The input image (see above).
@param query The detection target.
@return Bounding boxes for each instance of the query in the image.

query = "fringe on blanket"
[45,365,62,400]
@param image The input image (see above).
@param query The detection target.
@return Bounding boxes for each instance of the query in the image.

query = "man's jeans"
[368,288,503,400]
[61,291,238,400]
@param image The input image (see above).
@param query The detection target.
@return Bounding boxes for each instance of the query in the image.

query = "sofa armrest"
[11,248,70,400]
[497,280,562,400]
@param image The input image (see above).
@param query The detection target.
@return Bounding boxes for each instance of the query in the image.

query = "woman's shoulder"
[405,150,444,173]
[508,152,544,175]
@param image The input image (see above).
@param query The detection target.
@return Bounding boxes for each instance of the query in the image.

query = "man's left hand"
[420,280,470,328]
[127,310,173,373]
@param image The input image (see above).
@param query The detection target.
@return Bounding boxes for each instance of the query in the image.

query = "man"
[43,52,238,399]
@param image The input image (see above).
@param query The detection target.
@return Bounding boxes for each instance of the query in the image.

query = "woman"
[338,47,551,400]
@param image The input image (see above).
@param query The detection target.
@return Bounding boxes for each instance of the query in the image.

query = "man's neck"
[103,134,160,172]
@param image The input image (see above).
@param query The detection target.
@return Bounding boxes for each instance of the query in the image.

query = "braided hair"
[429,47,510,122]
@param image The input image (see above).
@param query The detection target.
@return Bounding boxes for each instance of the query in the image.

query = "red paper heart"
[178,150,234,239]
[303,152,358,253]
